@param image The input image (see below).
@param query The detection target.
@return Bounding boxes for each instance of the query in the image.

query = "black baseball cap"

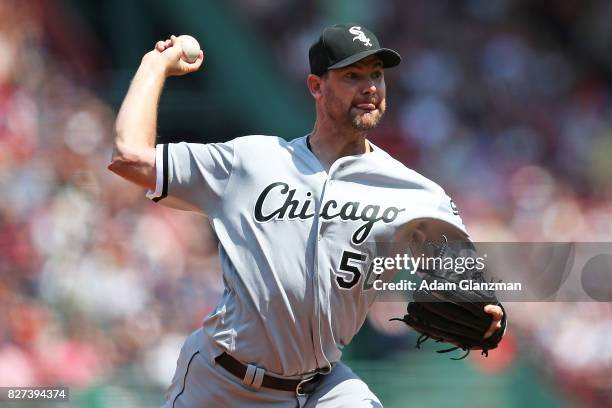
[309,24,401,76]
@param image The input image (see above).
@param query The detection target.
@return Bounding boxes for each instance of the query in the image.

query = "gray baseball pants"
[161,328,382,408]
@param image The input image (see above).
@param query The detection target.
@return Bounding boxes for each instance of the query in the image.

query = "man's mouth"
[354,103,377,111]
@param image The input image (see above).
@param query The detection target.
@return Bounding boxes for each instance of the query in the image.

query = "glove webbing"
[390,317,490,360]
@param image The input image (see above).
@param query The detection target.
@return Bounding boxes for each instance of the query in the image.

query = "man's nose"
[362,80,377,94]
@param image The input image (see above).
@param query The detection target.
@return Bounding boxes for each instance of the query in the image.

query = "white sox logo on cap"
[309,23,401,75]
[349,26,372,47]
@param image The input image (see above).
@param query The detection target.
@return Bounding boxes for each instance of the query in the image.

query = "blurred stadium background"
[1,0,611,406]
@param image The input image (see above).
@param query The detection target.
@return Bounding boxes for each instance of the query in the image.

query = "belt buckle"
[295,376,315,396]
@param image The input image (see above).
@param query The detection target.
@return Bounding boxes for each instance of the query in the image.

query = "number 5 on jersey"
[336,250,367,289]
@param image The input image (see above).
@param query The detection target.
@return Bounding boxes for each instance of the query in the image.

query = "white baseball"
[178,35,200,63]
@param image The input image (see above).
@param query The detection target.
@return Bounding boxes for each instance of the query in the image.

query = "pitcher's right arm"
[108,35,204,190]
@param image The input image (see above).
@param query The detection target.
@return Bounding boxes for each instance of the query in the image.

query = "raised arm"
[107,35,204,190]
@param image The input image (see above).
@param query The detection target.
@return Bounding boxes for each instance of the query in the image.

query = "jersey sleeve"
[434,191,467,235]
[145,140,235,215]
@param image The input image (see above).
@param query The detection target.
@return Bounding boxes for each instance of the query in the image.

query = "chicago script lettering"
[254,182,405,244]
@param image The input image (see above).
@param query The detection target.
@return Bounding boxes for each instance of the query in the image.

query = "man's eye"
[372,71,383,79]
[345,73,358,79]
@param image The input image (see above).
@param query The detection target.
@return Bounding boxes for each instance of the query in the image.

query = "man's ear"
[307,74,323,99]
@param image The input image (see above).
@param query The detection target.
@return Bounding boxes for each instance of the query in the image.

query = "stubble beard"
[323,90,387,131]
[350,99,386,131]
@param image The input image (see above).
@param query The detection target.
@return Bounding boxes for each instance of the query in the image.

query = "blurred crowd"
[0,0,224,392]
[0,0,611,406]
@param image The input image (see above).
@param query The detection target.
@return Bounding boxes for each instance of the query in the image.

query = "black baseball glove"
[390,219,507,360]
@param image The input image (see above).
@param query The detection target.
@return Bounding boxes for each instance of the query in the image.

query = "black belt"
[214,352,322,395]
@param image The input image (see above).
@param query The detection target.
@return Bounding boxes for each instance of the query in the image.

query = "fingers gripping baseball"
[152,34,204,77]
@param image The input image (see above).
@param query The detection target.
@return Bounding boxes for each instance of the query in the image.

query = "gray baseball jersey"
[147,135,465,377]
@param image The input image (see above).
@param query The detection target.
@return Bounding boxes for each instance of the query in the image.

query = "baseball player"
[108,24,504,407]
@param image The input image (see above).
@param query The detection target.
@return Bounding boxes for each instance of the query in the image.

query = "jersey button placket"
[318,178,334,240]
[311,177,334,370]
